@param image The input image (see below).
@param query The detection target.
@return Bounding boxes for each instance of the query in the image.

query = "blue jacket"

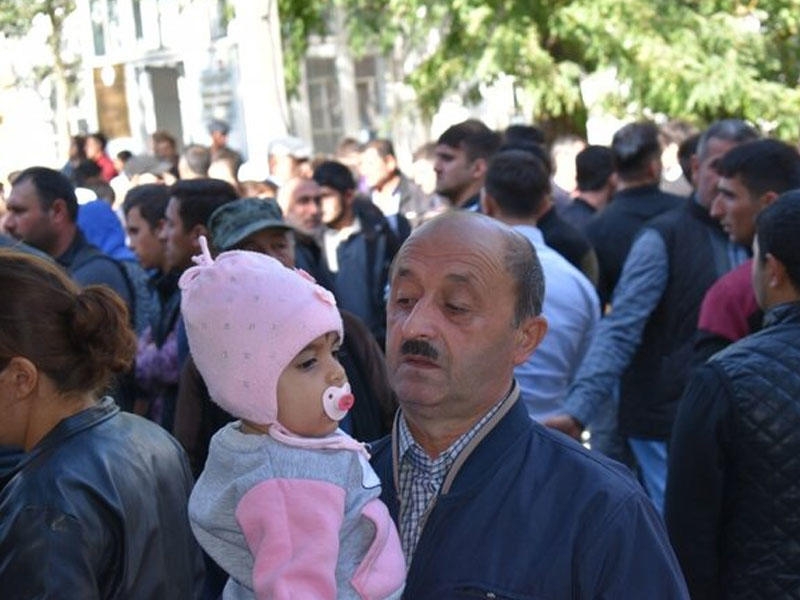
[370,388,689,599]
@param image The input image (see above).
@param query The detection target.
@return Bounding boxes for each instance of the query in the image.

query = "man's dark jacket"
[370,388,689,599]
[666,301,800,600]
[585,183,681,304]
[619,197,736,440]
[330,199,401,346]
[0,398,204,598]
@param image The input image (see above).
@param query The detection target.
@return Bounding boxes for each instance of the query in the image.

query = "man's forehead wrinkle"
[394,246,504,291]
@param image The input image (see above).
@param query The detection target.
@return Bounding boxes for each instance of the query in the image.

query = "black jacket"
[619,198,735,440]
[0,398,204,599]
[666,302,800,599]
[585,184,682,305]
[329,199,401,346]
[538,204,599,287]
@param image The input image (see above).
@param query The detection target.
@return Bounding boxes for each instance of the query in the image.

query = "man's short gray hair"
[504,231,545,325]
[696,119,759,162]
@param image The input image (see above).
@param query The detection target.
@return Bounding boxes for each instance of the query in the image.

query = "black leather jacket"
[0,398,204,599]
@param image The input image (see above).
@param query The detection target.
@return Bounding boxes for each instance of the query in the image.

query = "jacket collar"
[763,301,800,328]
[55,229,88,269]
[14,398,119,473]
[687,193,724,229]
[391,381,523,496]
[613,183,662,200]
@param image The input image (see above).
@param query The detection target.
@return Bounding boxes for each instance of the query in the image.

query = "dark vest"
[710,302,800,597]
[585,184,681,304]
[619,198,732,439]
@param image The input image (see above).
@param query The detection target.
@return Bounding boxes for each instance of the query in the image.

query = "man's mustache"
[400,339,439,361]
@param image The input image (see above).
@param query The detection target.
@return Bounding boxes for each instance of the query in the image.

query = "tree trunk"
[47,7,71,160]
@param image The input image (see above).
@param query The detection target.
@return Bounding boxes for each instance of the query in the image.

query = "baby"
[180,241,405,599]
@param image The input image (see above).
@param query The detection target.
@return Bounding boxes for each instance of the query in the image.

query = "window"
[306,58,343,155]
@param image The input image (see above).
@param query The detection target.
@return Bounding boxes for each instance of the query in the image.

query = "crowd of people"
[1,113,799,599]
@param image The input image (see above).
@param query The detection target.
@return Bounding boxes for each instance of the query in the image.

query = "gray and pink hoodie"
[180,243,405,599]
[190,424,404,599]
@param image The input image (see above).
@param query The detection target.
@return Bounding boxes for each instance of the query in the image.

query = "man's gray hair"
[504,231,545,325]
[696,119,759,162]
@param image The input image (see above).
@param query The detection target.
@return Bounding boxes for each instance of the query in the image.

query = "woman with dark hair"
[61,134,87,184]
[0,250,204,598]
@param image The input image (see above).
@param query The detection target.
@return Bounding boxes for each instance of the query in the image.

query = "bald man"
[276,176,334,291]
[370,211,689,598]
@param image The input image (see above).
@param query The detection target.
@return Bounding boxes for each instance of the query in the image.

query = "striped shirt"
[396,399,504,564]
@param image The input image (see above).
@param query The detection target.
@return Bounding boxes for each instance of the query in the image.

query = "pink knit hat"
[179,242,343,425]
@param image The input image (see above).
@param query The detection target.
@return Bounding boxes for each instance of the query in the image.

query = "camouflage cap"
[208,197,293,251]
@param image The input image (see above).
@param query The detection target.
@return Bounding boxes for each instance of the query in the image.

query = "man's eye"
[445,303,468,314]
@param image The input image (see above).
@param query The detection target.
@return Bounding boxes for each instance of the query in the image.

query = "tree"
[277,0,327,97]
[281,0,800,138]
[0,0,77,154]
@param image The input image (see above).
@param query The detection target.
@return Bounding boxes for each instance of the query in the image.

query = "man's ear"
[480,189,496,216]
[646,156,662,181]
[512,315,548,366]
[49,198,71,225]
[471,157,488,182]
[190,224,209,250]
[606,172,618,194]
[758,190,779,210]
[765,253,787,289]
[2,357,39,400]
[690,154,701,189]
[154,217,167,237]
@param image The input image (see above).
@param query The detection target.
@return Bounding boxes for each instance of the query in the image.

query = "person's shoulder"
[368,434,392,467]
[87,409,189,471]
[527,422,644,500]
[7,409,178,498]
[539,250,597,306]
[706,263,750,302]
[70,246,128,289]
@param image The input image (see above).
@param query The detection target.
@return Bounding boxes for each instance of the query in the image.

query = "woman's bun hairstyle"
[0,250,136,395]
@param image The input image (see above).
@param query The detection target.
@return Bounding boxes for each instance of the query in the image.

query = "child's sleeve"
[235,478,346,600]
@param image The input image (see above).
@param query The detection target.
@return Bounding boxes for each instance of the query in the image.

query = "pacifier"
[322,383,355,421]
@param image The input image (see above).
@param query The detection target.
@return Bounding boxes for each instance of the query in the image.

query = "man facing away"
[480,149,599,422]
[583,120,684,306]
[559,144,617,232]
[370,211,688,598]
[667,192,800,599]
[548,120,759,512]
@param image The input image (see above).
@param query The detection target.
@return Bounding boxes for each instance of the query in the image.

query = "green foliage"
[280,0,800,138]
[277,0,328,97]
[0,0,75,37]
